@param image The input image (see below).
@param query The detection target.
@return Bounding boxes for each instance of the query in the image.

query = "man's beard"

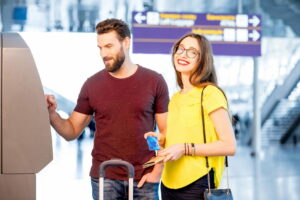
[103,50,125,73]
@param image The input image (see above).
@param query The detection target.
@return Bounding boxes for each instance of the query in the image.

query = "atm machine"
[0,33,53,199]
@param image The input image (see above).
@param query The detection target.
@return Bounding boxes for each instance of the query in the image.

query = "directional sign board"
[132,11,261,56]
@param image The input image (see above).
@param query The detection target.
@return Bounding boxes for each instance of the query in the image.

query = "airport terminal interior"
[1,0,300,199]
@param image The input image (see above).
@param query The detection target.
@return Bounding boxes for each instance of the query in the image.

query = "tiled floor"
[37,132,300,200]
[228,145,300,200]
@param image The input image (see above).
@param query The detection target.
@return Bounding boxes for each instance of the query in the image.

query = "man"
[45,18,169,200]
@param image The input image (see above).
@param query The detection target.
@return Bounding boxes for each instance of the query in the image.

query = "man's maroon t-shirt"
[74,66,169,180]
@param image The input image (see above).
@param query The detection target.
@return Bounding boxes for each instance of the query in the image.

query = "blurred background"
[1,0,300,199]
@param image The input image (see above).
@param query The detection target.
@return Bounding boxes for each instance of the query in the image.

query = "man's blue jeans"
[91,177,159,200]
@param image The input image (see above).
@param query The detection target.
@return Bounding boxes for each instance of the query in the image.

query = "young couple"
[45,18,236,200]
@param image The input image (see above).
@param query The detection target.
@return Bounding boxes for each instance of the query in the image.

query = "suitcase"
[99,159,135,200]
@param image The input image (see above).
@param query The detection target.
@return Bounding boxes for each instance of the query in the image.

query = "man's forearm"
[49,112,77,141]
[152,162,164,177]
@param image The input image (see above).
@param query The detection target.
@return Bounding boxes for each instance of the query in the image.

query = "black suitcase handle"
[99,159,134,178]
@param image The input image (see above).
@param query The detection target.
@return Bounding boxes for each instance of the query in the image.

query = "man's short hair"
[95,18,131,40]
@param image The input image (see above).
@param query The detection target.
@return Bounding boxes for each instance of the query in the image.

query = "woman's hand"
[159,144,185,162]
[144,132,165,147]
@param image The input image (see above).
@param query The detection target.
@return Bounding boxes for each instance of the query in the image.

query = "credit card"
[146,136,160,151]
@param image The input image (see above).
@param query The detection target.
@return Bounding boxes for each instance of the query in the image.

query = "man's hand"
[144,132,165,147]
[45,94,57,114]
[137,167,161,188]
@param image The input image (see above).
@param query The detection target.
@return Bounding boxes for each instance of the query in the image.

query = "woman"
[145,33,236,199]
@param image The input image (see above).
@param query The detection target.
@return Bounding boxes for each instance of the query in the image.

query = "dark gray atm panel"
[0,33,53,200]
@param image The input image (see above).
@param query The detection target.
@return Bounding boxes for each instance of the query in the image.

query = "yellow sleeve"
[202,85,228,114]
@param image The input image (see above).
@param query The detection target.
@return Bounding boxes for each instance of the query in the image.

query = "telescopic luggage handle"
[99,159,134,178]
[99,159,134,200]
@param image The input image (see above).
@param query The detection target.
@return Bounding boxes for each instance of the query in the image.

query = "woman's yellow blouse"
[162,85,228,189]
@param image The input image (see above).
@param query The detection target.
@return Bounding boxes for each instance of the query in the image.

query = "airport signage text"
[132,11,262,56]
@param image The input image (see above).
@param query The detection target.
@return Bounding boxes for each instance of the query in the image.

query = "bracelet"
[191,143,195,156]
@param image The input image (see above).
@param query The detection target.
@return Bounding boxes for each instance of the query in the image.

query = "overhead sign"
[132,11,262,56]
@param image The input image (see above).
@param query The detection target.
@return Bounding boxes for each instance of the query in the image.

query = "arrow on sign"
[249,15,260,27]
[134,12,146,24]
[249,30,260,41]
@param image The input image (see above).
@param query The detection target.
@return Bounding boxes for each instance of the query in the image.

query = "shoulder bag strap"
[200,85,230,193]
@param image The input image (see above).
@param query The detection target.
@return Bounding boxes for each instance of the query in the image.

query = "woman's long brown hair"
[172,33,217,88]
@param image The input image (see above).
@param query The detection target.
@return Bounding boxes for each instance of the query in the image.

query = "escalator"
[261,96,300,145]
[261,60,300,146]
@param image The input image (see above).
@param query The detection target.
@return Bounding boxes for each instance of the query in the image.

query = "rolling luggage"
[99,159,134,200]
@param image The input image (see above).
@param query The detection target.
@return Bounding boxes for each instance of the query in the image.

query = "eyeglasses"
[175,46,200,59]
